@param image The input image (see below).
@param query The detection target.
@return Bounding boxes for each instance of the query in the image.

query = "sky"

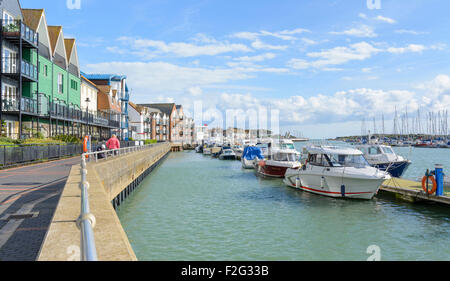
[20,0,450,138]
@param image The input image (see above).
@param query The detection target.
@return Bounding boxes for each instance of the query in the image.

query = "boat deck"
[380,178,450,205]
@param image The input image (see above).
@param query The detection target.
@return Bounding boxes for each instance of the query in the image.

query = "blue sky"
[21,0,450,138]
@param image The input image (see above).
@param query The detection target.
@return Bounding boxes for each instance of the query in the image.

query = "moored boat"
[355,144,411,178]
[219,147,236,160]
[241,146,264,169]
[255,140,301,178]
[284,145,391,200]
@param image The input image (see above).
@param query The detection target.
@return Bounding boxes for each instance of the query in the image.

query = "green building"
[1,5,119,140]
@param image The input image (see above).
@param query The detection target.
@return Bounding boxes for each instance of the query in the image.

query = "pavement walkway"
[0,157,80,261]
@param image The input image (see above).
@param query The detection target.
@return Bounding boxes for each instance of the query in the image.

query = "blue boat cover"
[242,146,264,160]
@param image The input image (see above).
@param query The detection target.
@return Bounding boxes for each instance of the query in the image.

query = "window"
[368,147,382,155]
[381,147,395,155]
[329,154,369,168]
[58,73,64,93]
[70,79,78,90]
[44,65,48,77]
[2,11,14,26]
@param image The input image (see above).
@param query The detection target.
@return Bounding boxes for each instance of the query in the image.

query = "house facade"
[82,73,130,140]
[138,103,176,142]
[128,101,153,141]
[0,3,122,140]
[0,2,39,139]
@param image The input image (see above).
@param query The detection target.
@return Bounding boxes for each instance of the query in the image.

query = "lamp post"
[85,97,90,136]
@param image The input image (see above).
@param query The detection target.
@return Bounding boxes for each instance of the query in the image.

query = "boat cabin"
[305,146,370,168]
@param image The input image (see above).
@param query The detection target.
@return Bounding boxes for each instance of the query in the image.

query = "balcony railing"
[21,60,38,80]
[2,19,38,46]
[2,56,38,81]
[2,97,19,111]
[21,96,38,114]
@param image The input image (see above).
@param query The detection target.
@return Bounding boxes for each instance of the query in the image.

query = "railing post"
[77,157,98,261]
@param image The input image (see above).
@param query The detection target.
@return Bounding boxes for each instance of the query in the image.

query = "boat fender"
[341,185,346,197]
[422,174,437,195]
[296,177,301,188]
[259,161,266,167]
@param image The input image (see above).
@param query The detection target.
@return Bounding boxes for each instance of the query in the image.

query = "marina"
[116,144,450,261]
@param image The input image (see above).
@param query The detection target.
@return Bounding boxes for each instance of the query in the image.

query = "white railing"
[82,143,163,163]
[77,143,166,261]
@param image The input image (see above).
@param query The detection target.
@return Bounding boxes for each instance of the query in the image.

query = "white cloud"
[251,39,288,51]
[113,37,252,58]
[375,15,396,24]
[394,29,428,35]
[288,42,381,70]
[358,13,368,20]
[387,44,426,54]
[301,38,319,46]
[188,86,203,97]
[139,39,251,57]
[330,25,377,38]
[233,53,277,62]
[231,28,310,42]
[85,61,253,100]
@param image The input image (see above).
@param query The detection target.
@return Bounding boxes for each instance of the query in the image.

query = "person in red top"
[106,134,121,153]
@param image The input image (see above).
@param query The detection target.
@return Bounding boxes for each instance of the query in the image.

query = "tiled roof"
[21,9,43,31]
[97,91,121,113]
[64,39,75,61]
[81,76,99,90]
[96,85,111,94]
[47,26,62,56]
[138,103,176,116]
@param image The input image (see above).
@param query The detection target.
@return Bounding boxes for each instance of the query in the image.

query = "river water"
[117,143,450,261]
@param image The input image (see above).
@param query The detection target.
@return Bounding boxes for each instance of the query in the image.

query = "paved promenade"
[0,157,80,261]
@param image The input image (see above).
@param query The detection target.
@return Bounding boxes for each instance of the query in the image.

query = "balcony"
[2,97,19,112]
[1,19,39,48]
[2,56,38,82]
[21,96,38,114]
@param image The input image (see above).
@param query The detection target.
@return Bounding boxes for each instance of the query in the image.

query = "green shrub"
[144,139,157,145]
[51,135,81,144]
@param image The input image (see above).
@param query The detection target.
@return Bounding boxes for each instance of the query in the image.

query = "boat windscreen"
[381,147,395,154]
[281,143,296,150]
[273,153,298,162]
[329,154,370,168]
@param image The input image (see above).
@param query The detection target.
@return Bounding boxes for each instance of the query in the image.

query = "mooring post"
[435,164,444,196]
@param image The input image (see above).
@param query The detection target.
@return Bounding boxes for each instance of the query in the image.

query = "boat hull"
[256,164,290,178]
[372,161,410,178]
[219,155,236,160]
[284,169,385,200]
[241,158,255,169]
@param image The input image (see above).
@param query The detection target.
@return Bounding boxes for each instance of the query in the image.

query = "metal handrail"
[82,143,164,162]
[77,143,167,260]
[77,158,98,261]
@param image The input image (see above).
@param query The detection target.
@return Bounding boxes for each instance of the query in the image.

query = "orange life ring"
[422,175,437,195]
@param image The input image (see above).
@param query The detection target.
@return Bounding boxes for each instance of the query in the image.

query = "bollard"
[435,164,444,196]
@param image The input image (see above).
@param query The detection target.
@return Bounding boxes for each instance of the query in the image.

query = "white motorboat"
[355,144,411,178]
[232,145,243,160]
[219,147,236,160]
[255,139,301,178]
[284,145,391,200]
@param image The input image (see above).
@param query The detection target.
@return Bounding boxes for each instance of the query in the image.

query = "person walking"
[106,134,121,155]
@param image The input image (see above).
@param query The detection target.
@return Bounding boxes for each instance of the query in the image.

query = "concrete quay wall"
[38,143,171,261]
